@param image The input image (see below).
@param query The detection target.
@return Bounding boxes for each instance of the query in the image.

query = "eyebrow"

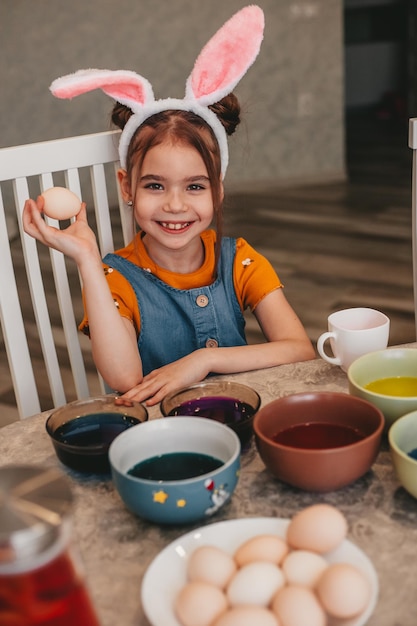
[139,174,210,183]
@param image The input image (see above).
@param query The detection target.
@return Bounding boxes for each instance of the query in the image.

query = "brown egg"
[174,581,228,626]
[227,561,286,608]
[212,607,280,626]
[41,187,81,220]
[281,550,328,588]
[272,585,327,626]
[234,534,289,567]
[316,562,371,619]
[187,545,237,589]
[286,504,348,553]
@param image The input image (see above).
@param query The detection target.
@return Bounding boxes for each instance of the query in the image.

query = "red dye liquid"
[0,549,100,626]
[272,422,366,449]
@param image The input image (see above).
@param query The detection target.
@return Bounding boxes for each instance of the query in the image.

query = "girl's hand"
[120,350,211,406]
[22,197,100,264]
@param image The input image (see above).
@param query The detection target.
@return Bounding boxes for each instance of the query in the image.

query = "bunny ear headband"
[49,5,264,178]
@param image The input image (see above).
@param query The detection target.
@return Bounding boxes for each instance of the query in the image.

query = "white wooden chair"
[0,130,134,419]
[410,117,417,339]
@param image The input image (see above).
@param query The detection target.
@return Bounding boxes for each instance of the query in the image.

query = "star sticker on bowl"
[176,499,187,508]
[153,490,169,504]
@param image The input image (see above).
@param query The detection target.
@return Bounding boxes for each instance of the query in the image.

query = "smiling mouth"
[159,221,191,231]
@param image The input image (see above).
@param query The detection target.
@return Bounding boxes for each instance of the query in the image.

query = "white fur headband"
[49,5,264,178]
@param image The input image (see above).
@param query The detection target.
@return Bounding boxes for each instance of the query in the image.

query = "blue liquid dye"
[128,451,223,481]
[53,412,140,473]
[55,412,139,447]
[407,448,417,460]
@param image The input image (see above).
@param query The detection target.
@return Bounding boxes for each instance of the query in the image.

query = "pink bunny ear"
[186,5,264,106]
[50,69,154,110]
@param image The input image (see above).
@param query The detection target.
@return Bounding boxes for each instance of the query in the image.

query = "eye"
[187,183,206,191]
[144,182,164,191]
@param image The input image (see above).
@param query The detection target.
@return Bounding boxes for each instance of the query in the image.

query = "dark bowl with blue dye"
[46,395,148,473]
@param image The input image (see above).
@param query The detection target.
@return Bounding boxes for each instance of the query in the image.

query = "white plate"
[141,517,378,626]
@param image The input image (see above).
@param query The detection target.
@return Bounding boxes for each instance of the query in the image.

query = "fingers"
[119,375,172,407]
[75,202,88,223]
[114,396,135,408]
[118,353,209,407]
[22,198,46,239]
[120,383,162,406]
[23,197,62,245]
[37,194,45,212]
[144,386,170,407]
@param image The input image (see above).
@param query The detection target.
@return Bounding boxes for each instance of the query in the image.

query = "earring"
[127,200,133,206]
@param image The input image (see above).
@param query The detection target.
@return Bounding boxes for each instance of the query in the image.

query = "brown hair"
[111,94,241,276]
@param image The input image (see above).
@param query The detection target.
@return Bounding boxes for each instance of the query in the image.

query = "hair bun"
[209,93,241,136]
[111,102,133,130]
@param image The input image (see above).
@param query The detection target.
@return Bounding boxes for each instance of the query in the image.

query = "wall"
[409,1,417,116]
[0,0,345,187]
[345,42,405,108]
[344,0,408,111]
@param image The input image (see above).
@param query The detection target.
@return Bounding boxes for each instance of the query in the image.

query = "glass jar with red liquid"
[0,465,100,626]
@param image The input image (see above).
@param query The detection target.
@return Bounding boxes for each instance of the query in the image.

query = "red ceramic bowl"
[253,391,384,492]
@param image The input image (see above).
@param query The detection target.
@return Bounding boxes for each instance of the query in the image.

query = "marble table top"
[1,353,417,626]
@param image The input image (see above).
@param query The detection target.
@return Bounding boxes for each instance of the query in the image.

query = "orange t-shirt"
[80,229,282,335]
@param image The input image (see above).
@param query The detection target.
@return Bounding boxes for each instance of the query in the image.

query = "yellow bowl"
[348,348,417,428]
[389,410,417,499]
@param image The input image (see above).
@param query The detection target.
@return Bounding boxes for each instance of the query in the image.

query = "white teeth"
[160,222,190,230]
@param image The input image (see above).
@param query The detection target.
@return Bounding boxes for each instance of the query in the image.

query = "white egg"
[234,534,289,567]
[212,606,280,626]
[227,561,285,607]
[316,562,371,619]
[174,581,228,626]
[271,585,327,626]
[282,550,328,588]
[187,545,237,589]
[286,504,348,554]
[41,186,81,220]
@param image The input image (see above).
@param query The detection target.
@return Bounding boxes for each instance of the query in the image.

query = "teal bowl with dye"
[109,416,240,525]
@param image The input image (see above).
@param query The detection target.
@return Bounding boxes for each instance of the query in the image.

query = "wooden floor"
[0,112,415,426]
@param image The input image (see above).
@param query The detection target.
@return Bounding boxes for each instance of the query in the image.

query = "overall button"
[205,338,218,348]
[196,295,209,308]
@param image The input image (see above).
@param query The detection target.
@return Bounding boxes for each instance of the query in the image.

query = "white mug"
[317,307,390,371]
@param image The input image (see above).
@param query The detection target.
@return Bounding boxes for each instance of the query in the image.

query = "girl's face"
[120,140,221,257]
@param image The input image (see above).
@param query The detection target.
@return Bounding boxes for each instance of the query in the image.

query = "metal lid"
[0,465,73,566]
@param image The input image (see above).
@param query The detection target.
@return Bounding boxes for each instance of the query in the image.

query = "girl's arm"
[79,254,143,391]
[121,287,315,406]
[22,198,143,391]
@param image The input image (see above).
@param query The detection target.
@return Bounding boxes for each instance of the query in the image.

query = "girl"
[22,6,315,406]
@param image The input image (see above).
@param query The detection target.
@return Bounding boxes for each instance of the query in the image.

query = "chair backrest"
[409,118,417,339]
[0,130,134,419]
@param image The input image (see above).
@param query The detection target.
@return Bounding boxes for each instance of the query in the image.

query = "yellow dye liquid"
[364,376,417,397]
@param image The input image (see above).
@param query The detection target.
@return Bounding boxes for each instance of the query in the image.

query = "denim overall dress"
[103,237,247,376]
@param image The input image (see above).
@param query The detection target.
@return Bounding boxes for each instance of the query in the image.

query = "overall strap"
[103,237,247,375]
